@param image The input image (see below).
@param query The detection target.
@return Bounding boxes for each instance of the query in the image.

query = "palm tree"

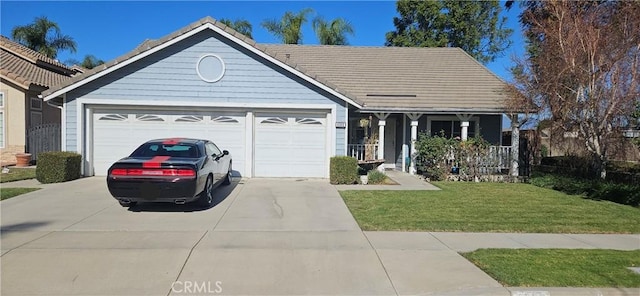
[261,8,314,44]
[312,16,355,45]
[219,18,253,39]
[11,16,77,59]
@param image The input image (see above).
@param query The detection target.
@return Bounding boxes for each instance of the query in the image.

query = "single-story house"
[41,16,519,178]
[0,36,79,165]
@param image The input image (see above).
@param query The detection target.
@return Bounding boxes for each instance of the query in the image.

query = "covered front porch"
[346,111,522,177]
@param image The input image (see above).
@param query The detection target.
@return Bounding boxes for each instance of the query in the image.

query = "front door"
[384,118,396,168]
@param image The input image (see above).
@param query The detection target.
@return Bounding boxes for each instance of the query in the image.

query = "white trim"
[61,95,66,151]
[245,111,253,178]
[344,102,348,156]
[42,23,362,109]
[85,107,93,176]
[196,54,225,83]
[76,98,334,111]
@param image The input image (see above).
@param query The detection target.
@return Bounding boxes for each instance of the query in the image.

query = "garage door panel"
[254,114,327,178]
[93,110,245,176]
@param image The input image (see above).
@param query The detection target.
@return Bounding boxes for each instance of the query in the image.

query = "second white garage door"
[253,113,327,177]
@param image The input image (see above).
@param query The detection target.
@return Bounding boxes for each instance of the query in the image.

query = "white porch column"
[510,114,520,178]
[456,113,473,141]
[407,113,422,175]
[410,120,418,175]
[378,119,386,161]
[374,113,390,172]
[460,121,470,141]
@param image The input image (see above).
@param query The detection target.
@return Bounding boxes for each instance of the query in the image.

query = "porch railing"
[488,145,513,172]
[347,144,379,161]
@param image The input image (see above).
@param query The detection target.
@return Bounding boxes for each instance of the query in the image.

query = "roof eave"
[357,107,510,114]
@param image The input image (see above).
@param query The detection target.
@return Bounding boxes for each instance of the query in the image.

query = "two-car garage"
[91,108,331,178]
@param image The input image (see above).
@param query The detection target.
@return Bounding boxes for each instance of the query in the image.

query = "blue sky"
[1,1,525,81]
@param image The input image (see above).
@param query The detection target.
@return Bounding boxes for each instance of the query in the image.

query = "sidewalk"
[365,231,640,296]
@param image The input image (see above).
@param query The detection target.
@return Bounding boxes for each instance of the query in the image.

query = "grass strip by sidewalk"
[1,188,40,200]
[340,182,640,233]
[462,249,640,287]
[1,168,36,183]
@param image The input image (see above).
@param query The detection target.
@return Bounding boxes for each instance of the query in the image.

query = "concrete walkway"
[334,170,441,190]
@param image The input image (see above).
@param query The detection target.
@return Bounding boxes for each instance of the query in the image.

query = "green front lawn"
[462,249,640,287]
[340,182,640,233]
[1,188,40,200]
[1,167,36,183]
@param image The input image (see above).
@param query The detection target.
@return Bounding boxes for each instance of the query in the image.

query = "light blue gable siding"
[64,30,347,155]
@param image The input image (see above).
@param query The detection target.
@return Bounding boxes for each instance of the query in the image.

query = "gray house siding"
[63,30,347,155]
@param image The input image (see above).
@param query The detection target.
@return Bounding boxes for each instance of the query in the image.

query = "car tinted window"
[131,143,200,158]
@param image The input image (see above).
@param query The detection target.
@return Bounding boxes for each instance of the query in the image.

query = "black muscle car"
[106,138,232,207]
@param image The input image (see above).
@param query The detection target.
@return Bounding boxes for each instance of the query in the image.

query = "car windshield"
[130,143,200,158]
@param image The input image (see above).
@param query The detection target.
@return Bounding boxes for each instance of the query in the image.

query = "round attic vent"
[196,54,225,83]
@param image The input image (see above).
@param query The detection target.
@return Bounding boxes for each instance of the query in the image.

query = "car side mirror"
[223,150,229,155]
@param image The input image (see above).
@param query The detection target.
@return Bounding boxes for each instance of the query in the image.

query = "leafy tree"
[385,0,512,64]
[261,8,314,44]
[65,55,104,69]
[11,16,77,59]
[219,18,253,39]
[312,16,354,45]
[505,1,640,179]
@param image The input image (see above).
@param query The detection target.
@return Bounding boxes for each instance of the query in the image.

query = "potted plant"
[15,153,32,167]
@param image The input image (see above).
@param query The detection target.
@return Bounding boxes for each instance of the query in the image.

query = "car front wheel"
[222,163,232,186]
[198,175,214,206]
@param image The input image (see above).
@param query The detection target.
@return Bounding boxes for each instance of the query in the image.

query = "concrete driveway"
[1,177,503,296]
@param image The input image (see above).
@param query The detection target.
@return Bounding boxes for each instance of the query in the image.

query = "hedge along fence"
[36,151,82,184]
[534,156,640,185]
[330,156,359,185]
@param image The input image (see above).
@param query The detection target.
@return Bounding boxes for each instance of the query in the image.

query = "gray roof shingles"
[40,16,509,112]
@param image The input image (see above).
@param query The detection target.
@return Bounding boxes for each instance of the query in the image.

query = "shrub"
[529,172,640,207]
[367,170,386,184]
[36,151,82,184]
[330,156,358,185]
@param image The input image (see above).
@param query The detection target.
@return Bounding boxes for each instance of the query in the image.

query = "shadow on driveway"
[0,221,51,232]
[125,178,240,213]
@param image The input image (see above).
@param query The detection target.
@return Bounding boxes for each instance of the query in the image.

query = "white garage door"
[92,110,245,176]
[254,113,327,177]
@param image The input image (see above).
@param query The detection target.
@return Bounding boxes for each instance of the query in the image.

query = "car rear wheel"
[119,200,137,207]
[198,175,214,206]
[222,163,232,186]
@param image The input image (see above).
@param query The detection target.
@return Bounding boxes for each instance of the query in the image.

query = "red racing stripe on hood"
[143,156,171,168]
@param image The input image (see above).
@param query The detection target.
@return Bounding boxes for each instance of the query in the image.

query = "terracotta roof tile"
[0,36,76,89]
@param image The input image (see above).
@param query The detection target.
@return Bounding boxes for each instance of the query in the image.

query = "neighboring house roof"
[262,44,508,112]
[0,35,77,90]
[41,16,510,113]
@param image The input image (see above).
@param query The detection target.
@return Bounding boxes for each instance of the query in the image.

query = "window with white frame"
[0,92,4,147]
